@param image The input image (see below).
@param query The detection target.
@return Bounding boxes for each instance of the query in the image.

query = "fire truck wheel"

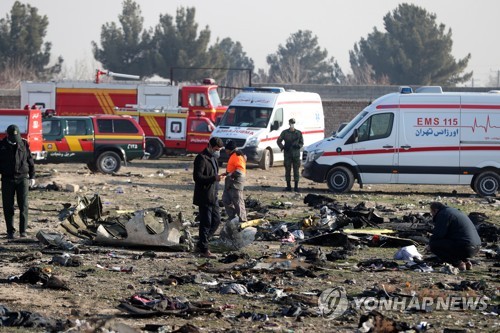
[146,140,164,160]
[473,171,499,197]
[86,161,98,173]
[96,151,122,174]
[259,149,272,170]
[327,166,354,193]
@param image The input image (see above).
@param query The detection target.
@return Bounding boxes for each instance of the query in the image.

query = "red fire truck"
[116,105,215,155]
[20,72,226,158]
[0,107,46,160]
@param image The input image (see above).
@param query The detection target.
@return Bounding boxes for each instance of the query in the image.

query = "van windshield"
[335,111,368,139]
[219,106,273,128]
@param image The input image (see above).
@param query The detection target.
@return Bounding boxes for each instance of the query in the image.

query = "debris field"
[0,157,498,332]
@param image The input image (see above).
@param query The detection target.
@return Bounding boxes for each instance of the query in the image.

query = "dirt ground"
[0,157,498,332]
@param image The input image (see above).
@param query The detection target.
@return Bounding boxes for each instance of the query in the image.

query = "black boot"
[284,181,292,192]
[294,181,299,192]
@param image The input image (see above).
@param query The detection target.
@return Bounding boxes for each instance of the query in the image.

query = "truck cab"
[179,82,226,124]
[42,115,146,174]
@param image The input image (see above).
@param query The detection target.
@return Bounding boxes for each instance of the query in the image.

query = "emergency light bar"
[399,86,413,94]
[242,87,285,93]
[202,78,216,85]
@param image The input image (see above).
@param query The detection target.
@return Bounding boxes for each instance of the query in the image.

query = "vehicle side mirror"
[271,120,279,131]
[353,128,359,143]
[215,118,220,126]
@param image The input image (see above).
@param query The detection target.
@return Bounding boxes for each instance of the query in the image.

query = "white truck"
[212,87,324,169]
[302,86,500,196]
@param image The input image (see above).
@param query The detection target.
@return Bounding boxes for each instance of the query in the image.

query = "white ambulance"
[212,87,324,169]
[302,86,500,196]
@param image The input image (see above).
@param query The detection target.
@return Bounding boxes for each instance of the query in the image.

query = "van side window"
[67,120,88,135]
[358,113,394,142]
[272,108,284,127]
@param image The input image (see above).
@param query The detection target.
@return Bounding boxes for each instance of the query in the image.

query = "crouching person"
[428,202,481,271]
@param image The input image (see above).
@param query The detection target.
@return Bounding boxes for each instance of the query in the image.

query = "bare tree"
[270,57,309,84]
[0,60,37,89]
[54,55,101,81]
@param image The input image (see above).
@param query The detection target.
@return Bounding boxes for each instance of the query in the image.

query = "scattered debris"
[213,217,257,251]
[0,304,66,330]
[394,245,424,262]
[220,283,249,295]
[3,267,70,290]
[117,291,221,318]
[440,263,460,275]
[358,310,411,332]
[58,194,189,250]
[36,230,78,251]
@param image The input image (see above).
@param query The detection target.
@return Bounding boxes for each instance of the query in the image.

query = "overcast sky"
[1,0,499,86]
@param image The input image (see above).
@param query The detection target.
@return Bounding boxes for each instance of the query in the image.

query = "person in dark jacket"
[428,202,481,270]
[0,124,35,239]
[277,118,304,192]
[192,137,225,258]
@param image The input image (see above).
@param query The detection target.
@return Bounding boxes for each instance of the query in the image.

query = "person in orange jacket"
[222,140,247,222]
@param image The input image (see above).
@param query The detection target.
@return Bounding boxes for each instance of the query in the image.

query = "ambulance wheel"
[86,161,98,173]
[146,140,164,160]
[327,166,354,193]
[259,149,272,170]
[96,151,121,174]
[473,171,499,196]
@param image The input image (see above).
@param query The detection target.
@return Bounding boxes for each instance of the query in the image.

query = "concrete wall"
[0,89,19,109]
[254,83,495,100]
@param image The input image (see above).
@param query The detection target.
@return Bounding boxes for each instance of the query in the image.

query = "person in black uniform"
[0,125,35,239]
[428,202,481,270]
[192,137,225,258]
[277,118,304,192]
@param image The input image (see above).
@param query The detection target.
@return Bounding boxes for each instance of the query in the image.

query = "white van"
[302,86,500,196]
[212,87,324,169]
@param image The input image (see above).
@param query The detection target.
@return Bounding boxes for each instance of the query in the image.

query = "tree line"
[0,1,472,88]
